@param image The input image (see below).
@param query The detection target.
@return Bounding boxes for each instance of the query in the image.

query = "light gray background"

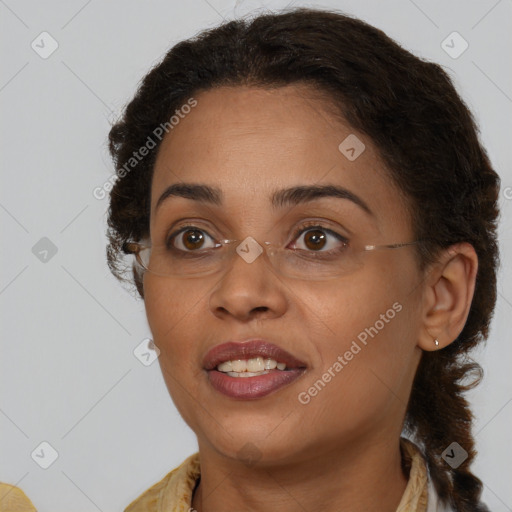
[1,0,511,510]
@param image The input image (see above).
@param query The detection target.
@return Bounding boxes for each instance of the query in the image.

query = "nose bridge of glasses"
[229,236,276,268]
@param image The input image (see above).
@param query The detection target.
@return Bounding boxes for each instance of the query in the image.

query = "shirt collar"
[126,437,441,512]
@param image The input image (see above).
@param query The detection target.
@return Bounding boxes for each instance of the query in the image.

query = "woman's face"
[144,84,425,464]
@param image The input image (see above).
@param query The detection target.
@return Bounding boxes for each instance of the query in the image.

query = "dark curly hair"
[106,7,500,511]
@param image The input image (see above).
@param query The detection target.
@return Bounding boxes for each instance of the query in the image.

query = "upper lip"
[203,339,307,371]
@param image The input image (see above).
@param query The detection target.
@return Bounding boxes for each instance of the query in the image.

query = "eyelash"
[165,221,349,254]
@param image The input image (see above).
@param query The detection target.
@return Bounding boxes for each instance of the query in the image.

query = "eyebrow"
[155,182,373,216]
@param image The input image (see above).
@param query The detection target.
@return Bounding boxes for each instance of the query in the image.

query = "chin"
[195,417,305,466]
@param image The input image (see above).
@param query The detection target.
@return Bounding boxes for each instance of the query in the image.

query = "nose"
[208,237,288,322]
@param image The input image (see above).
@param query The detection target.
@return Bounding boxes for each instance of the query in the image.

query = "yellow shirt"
[124,437,450,512]
[0,437,453,512]
[0,484,37,512]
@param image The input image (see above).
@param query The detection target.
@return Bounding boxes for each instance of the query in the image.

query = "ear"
[417,242,478,351]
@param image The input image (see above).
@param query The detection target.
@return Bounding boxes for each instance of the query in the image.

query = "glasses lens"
[136,246,151,271]
[133,236,418,279]
[273,246,363,280]
[140,243,227,277]
[138,239,368,280]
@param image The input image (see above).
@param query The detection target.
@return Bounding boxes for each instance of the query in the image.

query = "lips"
[202,339,307,399]
[203,339,307,371]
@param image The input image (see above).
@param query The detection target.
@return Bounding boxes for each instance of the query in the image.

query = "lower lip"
[207,368,305,399]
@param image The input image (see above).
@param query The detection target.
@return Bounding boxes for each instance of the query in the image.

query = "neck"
[191,435,409,512]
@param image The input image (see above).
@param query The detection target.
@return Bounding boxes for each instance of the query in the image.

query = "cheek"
[143,275,207,368]
[143,275,208,424]
[297,262,419,406]
[144,274,203,333]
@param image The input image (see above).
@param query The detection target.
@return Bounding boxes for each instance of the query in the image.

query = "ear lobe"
[417,242,478,351]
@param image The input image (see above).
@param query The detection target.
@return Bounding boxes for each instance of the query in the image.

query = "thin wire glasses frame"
[122,234,428,281]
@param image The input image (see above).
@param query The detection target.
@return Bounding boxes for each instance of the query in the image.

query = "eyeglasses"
[123,228,427,281]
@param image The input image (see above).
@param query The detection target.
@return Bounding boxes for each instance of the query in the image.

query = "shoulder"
[0,482,37,512]
[124,452,200,512]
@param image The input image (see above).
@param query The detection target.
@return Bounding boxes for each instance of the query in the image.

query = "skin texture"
[143,84,478,512]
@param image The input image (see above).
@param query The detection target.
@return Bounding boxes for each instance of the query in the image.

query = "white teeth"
[226,371,270,377]
[231,360,246,372]
[216,357,287,374]
[264,358,277,370]
[217,361,233,372]
[247,357,265,372]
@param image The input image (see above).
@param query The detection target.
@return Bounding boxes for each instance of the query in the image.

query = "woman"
[107,7,499,512]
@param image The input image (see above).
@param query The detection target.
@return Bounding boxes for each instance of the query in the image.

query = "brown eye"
[167,227,216,252]
[290,225,348,254]
[181,229,205,250]
[303,229,327,251]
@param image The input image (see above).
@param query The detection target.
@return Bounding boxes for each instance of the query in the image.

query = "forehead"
[150,85,412,237]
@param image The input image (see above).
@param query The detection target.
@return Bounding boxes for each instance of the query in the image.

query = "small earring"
[434,338,439,347]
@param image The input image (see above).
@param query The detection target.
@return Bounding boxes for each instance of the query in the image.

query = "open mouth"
[216,356,288,377]
[203,339,307,399]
